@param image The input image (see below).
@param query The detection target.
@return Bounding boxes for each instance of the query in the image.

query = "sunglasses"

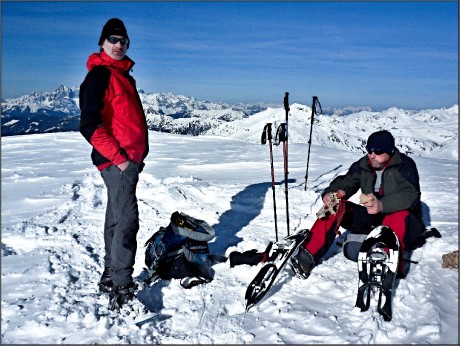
[106,36,129,46]
[366,148,387,155]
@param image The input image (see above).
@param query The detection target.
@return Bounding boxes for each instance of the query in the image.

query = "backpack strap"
[180,276,211,289]
[163,248,184,259]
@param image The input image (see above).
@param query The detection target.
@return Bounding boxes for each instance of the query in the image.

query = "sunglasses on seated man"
[107,36,129,46]
[366,148,390,155]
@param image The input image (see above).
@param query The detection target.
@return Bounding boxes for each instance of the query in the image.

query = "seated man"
[291,130,426,278]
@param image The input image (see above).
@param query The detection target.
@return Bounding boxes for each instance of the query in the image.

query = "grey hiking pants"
[100,161,140,287]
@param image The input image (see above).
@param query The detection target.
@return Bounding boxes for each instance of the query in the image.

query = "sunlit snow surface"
[1,119,458,344]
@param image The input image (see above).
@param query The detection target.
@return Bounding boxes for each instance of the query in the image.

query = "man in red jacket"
[79,18,149,311]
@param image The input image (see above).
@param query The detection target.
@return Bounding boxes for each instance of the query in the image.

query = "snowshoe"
[355,226,400,322]
[245,229,310,311]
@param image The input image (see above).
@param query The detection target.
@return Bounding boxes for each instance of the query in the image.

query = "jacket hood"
[86,51,135,73]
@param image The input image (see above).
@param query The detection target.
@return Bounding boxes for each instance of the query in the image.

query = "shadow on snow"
[209,181,272,255]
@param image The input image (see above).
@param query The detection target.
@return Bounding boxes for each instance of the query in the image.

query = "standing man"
[290,130,426,279]
[79,18,149,311]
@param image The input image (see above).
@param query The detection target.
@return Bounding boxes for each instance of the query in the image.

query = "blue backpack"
[144,211,218,288]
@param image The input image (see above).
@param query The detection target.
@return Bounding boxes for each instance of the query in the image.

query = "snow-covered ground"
[1,128,458,344]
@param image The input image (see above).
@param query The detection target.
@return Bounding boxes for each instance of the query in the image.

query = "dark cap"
[366,130,395,155]
[98,18,129,47]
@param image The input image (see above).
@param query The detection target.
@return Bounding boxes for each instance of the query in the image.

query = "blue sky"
[1,1,458,109]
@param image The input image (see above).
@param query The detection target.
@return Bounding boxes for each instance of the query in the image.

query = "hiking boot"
[108,282,138,311]
[98,267,113,293]
[290,247,315,279]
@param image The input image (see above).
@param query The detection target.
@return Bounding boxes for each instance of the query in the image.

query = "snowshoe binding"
[98,267,113,293]
[290,246,315,280]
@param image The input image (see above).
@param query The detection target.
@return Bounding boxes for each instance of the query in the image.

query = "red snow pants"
[303,201,425,276]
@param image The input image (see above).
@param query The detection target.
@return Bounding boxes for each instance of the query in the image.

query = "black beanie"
[98,18,129,47]
[366,130,395,155]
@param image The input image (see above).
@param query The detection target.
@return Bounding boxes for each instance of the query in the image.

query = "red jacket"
[79,52,149,170]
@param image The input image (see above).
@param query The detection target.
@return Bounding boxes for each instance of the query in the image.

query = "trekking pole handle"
[266,123,273,141]
[284,92,290,112]
[312,96,322,116]
[261,123,273,145]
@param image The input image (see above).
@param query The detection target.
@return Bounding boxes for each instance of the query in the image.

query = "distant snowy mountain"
[212,103,458,157]
[1,84,80,116]
[138,91,268,135]
[1,85,458,158]
[1,85,81,136]
[321,105,375,116]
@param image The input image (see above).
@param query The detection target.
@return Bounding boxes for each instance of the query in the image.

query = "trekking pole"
[283,92,290,236]
[275,123,289,236]
[261,123,279,241]
[283,92,290,162]
[304,96,322,191]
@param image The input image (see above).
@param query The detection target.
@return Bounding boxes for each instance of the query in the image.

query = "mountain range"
[1,85,458,157]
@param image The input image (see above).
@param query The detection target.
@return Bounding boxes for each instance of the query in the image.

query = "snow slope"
[1,125,458,343]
